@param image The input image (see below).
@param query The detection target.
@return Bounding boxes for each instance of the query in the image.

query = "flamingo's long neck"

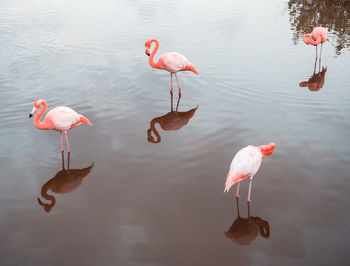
[303,34,321,46]
[255,217,270,238]
[42,186,55,203]
[148,39,162,69]
[34,101,51,130]
[148,119,161,143]
[37,183,56,212]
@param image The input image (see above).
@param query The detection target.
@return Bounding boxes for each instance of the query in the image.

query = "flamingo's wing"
[46,107,81,130]
[162,116,187,130]
[159,52,190,72]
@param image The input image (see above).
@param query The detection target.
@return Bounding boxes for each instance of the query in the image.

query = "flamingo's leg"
[247,177,253,202]
[64,131,71,153]
[174,73,182,95]
[176,93,181,111]
[247,201,251,217]
[319,43,323,63]
[170,73,173,94]
[313,56,317,74]
[60,131,64,152]
[61,150,65,170]
[316,45,318,59]
[67,151,70,171]
[170,91,174,111]
[235,182,240,198]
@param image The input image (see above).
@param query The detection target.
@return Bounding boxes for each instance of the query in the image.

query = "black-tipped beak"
[29,113,33,118]
[145,51,150,56]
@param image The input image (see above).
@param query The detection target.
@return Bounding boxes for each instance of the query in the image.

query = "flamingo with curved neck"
[302,27,329,60]
[145,38,198,95]
[29,99,92,153]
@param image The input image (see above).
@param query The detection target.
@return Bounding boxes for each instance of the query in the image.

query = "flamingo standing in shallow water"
[145,38,198,95]
[225,143,276,202]
[29,99,92,153]
[303,27,329,60]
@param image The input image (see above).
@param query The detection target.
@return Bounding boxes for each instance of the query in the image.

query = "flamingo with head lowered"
[225,143,276,202]
[303,27,329,60]
[29,99,92,153]
[145,38,198,95]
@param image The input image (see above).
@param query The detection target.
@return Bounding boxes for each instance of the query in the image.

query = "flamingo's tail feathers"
[259,142,276,158]
[224,171,246,193]
[224,182,232,193]
[185,64,198,75]
[80,115,93,126]
[224,170,233,193]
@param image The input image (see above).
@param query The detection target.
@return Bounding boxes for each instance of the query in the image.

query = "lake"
[0,0,350,265]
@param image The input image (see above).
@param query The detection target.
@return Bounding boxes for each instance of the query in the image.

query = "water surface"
[1,0,350,265]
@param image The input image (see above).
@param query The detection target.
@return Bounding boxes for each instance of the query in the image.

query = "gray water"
[1,0,350,265]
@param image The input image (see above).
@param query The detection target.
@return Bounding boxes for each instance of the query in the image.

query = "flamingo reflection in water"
[37,152,94,213]
[147,93,198,143]
[299,57,327,92]
[225,198,270,246]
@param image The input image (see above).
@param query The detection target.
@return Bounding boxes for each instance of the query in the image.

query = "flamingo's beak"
[29,107,36,118]
[145,48,150,56]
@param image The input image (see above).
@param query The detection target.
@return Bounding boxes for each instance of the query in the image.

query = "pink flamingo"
[29,99,92,153]
[145,38,198,95]
[303,27,329,60]
[224,143,276,202]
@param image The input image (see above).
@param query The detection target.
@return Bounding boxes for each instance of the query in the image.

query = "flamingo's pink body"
[303,27,329,59]
[145,38,198,94]
[225,143,276,202]
[29,99,92,153]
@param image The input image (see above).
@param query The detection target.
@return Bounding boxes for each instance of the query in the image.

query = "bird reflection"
[224,198,270,245]
[147,93,198,143]
[37,152,94,213]
[299,58,327,91]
